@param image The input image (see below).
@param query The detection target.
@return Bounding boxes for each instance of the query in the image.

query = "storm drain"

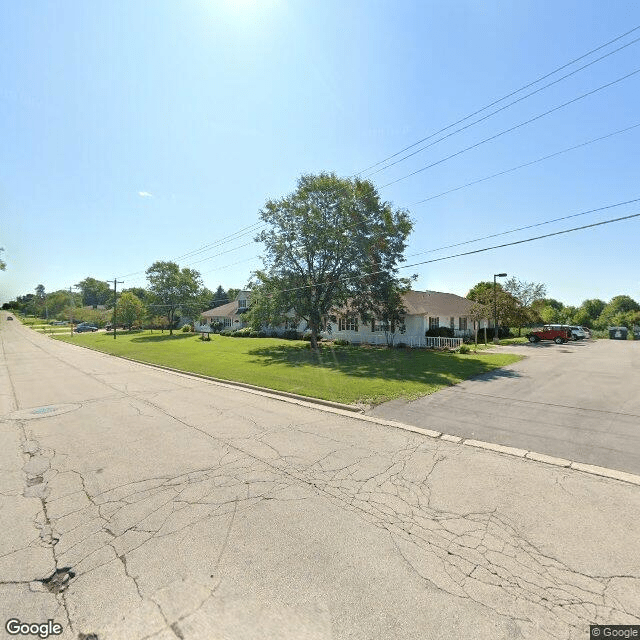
[39,567,75,593]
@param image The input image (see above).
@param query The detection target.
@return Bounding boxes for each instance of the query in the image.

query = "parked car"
[526,325,572,344]
[74,323,98,333]
[567,326,586,340]
[50,320,68,326]
[581,326,592,339]
[6,316,13,320]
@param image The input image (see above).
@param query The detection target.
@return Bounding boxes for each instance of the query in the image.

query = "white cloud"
[138,191,153,198]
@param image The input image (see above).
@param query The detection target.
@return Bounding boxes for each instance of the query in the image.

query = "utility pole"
[112,279,124,339]
[493,273,507,344]
[69,287,74,336]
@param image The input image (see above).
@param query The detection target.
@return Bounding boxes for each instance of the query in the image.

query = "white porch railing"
[408,336,463,349]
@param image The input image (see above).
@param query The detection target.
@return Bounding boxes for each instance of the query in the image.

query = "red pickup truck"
[526,326,572,344]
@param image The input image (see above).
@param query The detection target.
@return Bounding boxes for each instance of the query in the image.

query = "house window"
[238,299,247,309]
[372,319,388,332]
[429,317,439,330]
[459,317,468,331]
[450,317,455,329]
[223,318,232,327]
[339,317,358,332]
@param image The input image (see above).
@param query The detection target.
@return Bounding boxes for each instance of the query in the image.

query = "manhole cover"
[6,403,82,421]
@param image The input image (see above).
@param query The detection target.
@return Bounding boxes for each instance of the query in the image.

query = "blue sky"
[1,0,638,306]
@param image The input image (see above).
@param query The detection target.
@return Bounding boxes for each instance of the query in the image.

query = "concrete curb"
[51,333,640,488]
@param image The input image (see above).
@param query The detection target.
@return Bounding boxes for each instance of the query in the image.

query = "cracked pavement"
[1,317,639,639]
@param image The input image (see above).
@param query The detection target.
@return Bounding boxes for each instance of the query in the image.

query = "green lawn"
[52,331,521,405]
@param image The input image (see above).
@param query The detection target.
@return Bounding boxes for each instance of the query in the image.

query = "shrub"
[302,333,322,342]
[333,339,350,346]
[181,324,192,333]
[268,330,279,338]
[474,326,512,341]
[257,330,267,338]
[220,329,233,336]
[249,331,259,338]
[459,344,470,354]
[232,327,252,337]
[282,329,302,340]
[425,327,454,338]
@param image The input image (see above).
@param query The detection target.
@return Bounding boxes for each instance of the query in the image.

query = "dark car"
[74,323,98,333]
[7,316,13,320]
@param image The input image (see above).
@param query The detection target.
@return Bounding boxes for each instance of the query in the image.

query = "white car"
[568,326,586,340]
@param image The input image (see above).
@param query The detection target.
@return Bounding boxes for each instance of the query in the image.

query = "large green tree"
[211,285,229,308]
[503,277,547,335]
[76,277,112,307]
[595,295,640,330]
[467,281,519,331]
[145,261,203,335]
[251,172,412,348]
[117,291,146,329]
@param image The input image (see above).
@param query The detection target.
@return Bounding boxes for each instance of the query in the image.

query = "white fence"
[330,334,463,348]
[408,336,463,349]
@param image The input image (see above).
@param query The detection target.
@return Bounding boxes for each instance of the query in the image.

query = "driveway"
[368,339,640,475]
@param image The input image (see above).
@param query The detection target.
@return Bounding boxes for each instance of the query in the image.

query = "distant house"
[197,289,489,344]
[199,291,252,330]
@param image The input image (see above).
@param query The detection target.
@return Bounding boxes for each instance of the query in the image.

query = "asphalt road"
[1,316,639,640]
[368,339,640,475]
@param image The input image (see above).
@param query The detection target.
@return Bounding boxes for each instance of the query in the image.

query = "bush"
[282,329,302,340]
[458,344,470,354]
[425,327,454,338]
[232,327,252,337]
[396,342,407,348]
[181,324,192,333]
[475,326,512,341]
[257,330,267,338]
[302,333,322,342]
[220,329,234,336]
[333,339,350,346]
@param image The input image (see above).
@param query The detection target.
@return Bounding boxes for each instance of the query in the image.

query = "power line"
[273,212,640,295]
[404,197,640,259]
[411,123,640,206]
[357,24,640,176]
[380,67,640,189]
[363,36,640,179]
[136,197,639,287]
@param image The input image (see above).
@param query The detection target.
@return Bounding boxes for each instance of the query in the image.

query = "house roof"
[401,290,479,316]
[202,300,239,318]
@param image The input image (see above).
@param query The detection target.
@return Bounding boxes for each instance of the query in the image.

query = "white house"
[323,290,489,346]
[199,290,252,330]
[197,289,489,346]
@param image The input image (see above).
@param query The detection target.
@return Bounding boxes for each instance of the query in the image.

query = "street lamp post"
[493,273,507,344]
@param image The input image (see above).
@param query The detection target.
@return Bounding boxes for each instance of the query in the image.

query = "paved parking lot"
[368,339,640,474]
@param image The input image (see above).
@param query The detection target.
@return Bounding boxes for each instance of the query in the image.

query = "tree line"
[2,269,243,337]
[466,279,639,335]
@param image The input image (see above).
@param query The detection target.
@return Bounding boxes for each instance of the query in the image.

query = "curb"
[50,333,640,488]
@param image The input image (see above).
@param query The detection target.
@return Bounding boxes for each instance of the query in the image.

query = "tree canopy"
[76,277,112,307]
[250,172,413,348]
[145,261,204,335]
